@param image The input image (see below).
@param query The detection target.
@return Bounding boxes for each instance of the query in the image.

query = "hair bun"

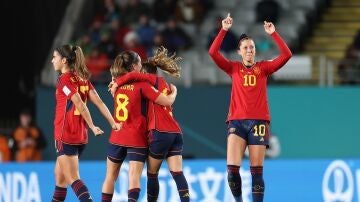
[239,34,249,41]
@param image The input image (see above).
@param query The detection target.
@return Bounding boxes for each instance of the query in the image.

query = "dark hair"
[238,33,252,48]
[110,51,140,78]
[55,45,91,79]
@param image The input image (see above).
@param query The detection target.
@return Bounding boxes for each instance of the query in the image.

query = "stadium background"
[1,0,360,201]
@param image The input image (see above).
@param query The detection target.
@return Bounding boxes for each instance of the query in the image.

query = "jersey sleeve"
[115,72,157,87]
[208,29,234,76]
[140,82,161,102]
[88,80,95,91]
[262,31,293,75]
[58,75,78,99]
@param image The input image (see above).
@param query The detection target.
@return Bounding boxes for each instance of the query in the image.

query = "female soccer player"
[101,50,177,202]
[111,47,190,202]
[51,45,120,202]
[208,14,292,202]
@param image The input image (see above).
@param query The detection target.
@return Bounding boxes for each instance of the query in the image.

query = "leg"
[52,158,67,202]
[146,130,173,201]
[102,158,121,202]
[128,161,144,201]
[147,156,163,202]
[227,133,247,202]
[248,145,266,202]
[167,155,190,202]
[57,155,92,202]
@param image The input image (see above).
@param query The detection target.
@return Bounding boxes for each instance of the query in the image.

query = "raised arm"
[208,13,234,75]
[88,89,121,130]
[71,93,104,136]
[262,21,292,74]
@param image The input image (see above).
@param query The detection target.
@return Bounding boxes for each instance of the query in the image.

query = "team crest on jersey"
[253,66,261,75]
[162,88,168,95]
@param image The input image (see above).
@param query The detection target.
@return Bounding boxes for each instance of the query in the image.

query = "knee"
[54,172,66,186]
[105,172,118,183]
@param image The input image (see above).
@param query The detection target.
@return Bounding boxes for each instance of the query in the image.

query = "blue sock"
[71,179,92,202]
[227,165,242,202]
[250,166,265,202]
[128,188,140,202]
[147,172,159,202]
[170,171,190,202]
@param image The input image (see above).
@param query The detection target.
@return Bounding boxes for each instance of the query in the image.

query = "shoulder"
[158,77,168,85]
[60,72,78,84]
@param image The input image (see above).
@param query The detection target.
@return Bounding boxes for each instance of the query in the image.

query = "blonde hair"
[110,51,140,78]
[144,46,182,78]
[73,46,91,80]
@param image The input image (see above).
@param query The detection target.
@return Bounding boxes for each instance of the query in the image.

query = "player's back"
[110,82,154,147]
[149,77,181,133]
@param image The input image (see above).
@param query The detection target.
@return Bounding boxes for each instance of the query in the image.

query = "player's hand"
[109,82,118,97]
[222,13,233,31]
[170,83,177,94]
[264,21,275,34]
[91,126,104,136]
[112,122,122,131]
[108,80,114,89]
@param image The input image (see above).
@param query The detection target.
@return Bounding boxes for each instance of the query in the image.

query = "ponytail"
[146,46,182,78]
[73,46,91,80]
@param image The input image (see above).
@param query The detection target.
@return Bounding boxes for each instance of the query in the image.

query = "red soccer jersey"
[115,73,182,133]
[54,71,94,144]
[110,81,161,147]
[209,29,292,122]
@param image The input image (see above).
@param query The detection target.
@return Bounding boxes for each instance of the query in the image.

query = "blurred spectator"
[148,31,167,56]
[12,108,47,162]
[354,29,360,50]
[175,0,205,25]
[121,0,150,25]
[98,28,118,59]
[75,34,93,56]
[123,31,148,60]
[86,47,111,84]
[161,17,193,54]
[338,44,360,84]
[255,0,281,23]
[152,0,178,23]
[97,0,120,23]
[207,15,238,53]
[0,134,11,162]
[89,17,105,46]
[110,18,132,49]
[137,14,157,54]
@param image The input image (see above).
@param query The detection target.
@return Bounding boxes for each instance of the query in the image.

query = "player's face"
[237,39,256,63]
[51,51,65,71]
[132,55,142,72]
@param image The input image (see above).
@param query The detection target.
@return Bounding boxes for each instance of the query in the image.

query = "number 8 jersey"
[110,81,161,147]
